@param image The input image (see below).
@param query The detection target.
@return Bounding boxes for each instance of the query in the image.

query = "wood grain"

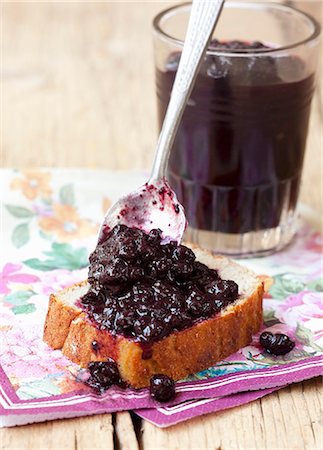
[1,1,322,449]
[1,414,114,450]
[115,412,140,450]
[141,379,323,450]
[1,1,175,170]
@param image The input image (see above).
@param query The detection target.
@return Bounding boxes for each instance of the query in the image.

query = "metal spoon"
[99,0,224,244]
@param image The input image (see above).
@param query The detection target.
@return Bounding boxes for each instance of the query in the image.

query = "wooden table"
[1,2,322,449]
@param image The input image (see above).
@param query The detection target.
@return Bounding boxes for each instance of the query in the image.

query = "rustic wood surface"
[1,1,322,449]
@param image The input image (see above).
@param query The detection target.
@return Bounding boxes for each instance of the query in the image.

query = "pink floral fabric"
[0,264,39,295]
[0,169,322,403]
[276,292,323,344]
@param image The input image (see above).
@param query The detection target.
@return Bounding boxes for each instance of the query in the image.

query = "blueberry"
[118,239,137,259]
[150,374,176,402]
[185,298,203,317]
[86,359,120,393]
[113,310,134,334]
[172,245,195,263]
[205,280,223,297]
[102,305,115,319]
[223,280,239,299]
[81,290,98,305]
[88,263,105,280]
[128,266,145,280]
[148,229,162,243]
[185,290,204,317]
[150,258,170,277]
[92,305,106,323]
[111,224,129,236]
[162,241,177,257]
[91,340,100,352]
[260,331,295,355]
[164,310,189,332]
[172,261,194,277]
[106,257,129,280]
[205,279,238,303]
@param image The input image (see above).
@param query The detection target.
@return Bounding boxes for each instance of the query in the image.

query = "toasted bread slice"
[43,248,263,388]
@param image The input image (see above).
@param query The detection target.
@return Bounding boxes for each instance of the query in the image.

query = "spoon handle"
[149,0,224,183]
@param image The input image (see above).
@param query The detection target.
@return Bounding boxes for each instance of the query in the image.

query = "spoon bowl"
[98,178,186,244]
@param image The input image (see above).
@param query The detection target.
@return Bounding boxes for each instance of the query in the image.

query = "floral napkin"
[0,169,322,428]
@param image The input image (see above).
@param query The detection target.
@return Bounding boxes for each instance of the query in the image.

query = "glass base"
[184,212,298,258]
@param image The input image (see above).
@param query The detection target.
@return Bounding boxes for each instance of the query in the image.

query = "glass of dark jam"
[153,2,320,256]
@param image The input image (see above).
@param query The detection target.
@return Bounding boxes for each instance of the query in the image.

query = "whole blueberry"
[185,290,204,317]
[86,359,120,393]
[172,245,195,263]
[150,374,176,402]
[91,340,100,352]
[148,229,162,243]
[260,331,295,355]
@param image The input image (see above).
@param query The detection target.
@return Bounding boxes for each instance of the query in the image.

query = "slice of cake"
[44,225,263,388]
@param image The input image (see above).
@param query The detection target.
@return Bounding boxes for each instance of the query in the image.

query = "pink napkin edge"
[1,354,322,420]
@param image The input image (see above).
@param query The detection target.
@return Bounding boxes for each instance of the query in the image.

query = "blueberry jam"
[86,359,121,393]
[260,331,295,356]
[150,374,176,402]
[157,39,315,233]
[81,225,239,347]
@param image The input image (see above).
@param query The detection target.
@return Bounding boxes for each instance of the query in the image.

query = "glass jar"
[153,1,320,256]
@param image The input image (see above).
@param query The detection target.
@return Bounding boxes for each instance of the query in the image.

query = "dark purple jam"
[260,331,295,355]
[150,374,176,402]
[81,225,238,347]
[86,359,121,393]
[157,39,315,233]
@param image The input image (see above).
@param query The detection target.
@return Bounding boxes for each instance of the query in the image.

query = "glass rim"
[153,1,321,57]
